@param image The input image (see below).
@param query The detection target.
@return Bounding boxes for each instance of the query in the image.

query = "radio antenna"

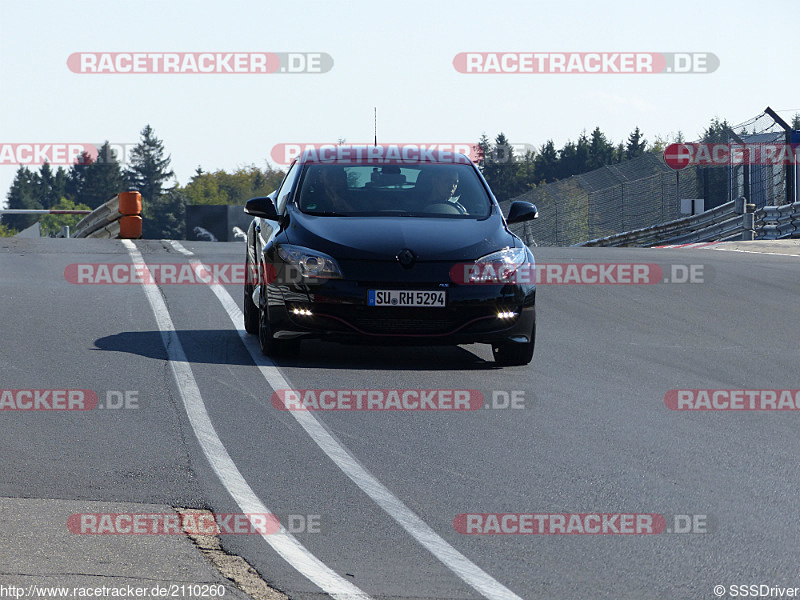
[374,107,377,146]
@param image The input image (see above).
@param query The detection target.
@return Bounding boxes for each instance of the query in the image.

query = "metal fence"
[504,110,798,247]
[728,112,798,210]
[503,152,701,246]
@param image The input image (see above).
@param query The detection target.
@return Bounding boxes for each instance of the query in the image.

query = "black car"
[243,147,539,366]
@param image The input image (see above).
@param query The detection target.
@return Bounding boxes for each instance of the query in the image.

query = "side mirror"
[506,201,539,224]
[244,195,279,219]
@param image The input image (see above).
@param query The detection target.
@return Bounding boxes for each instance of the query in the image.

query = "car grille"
[353,317,462,334]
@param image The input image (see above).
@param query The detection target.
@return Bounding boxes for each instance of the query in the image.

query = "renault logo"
[396,248,416,268]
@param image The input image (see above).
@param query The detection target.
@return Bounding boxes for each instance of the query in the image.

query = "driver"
[317,167,355,213]
[414,168,462,212]
[429,170,459,203]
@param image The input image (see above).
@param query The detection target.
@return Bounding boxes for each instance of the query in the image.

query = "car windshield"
[295,163,492,218]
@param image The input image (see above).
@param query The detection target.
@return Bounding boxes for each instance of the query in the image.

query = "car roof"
[296,144,474,166]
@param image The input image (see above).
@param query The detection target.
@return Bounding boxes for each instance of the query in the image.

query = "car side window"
[276,162,301,215]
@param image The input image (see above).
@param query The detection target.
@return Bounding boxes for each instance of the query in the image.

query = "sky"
[1,0,798,205]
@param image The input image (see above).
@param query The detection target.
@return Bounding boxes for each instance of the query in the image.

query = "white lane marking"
[654,242,719,249]
[122,240,369,600]
[710,247,800,258]
[168,240,524,600]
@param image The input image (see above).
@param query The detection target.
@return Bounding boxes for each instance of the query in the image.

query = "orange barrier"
[119,215,143,239]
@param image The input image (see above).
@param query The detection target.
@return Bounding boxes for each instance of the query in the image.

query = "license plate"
[367,290,446,307]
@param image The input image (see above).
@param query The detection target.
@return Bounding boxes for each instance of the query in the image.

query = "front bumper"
[262,276,535,346]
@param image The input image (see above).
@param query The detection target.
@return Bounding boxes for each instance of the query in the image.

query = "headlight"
[472,247,528,282]
[277,245,343,279]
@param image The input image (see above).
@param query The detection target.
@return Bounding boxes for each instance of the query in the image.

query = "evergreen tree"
[557,140,577,179]
[614,141,625,163]
[625,127,647,160]
[67,141,128,209]
[533,140,559,183]
[515,148,537,191]
[37,162,68,210]
[125,125,175,205]
[475,133,492,169]
[792,114,800,130]
[557,132,590,178]
[142,189,186,239]
[126,126,178,238]
[588,127,614,169]
[2,167,41,231]
[700,117,731,143]
[486,133,521,201]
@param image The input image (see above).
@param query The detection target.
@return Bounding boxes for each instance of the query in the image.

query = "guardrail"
[0,209,92,215]
[757,202,800,240]
[72,192,142,239]
[575,200,739,247]
[575,197,800,247]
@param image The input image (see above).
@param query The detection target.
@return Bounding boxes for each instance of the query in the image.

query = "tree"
[38,162,68,210]
[475,133,491,169]
[474,133,524,201]
[557,132,591,179]
[614,141,625,163]
[700,117,731,143]
[38,197,91,237]
[125,125,175,205]
[791,113,799,130]
[67,141,128,209]
[181,165,285,206]
[588,127,614,170]
[126,126,179,239]
[515,148,537,191]
[533,140,559,183]
[2,167,40,231]
[142,189,186,239]
[485,133,522,201]
[625,127,647,160]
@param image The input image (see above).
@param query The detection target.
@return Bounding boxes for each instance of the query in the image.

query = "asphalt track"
[2,236,800,599]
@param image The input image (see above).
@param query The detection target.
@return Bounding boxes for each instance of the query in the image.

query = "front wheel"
[492,315,535,367]
[244,281,259,334]
[258,304,300,357]
[244,244,260,334]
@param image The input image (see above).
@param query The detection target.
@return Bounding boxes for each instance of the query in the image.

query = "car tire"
[243,252,259,335]
[258,303,300,357]
[492,314,535,366]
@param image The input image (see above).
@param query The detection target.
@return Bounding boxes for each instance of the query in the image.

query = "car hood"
[285,209,515,261]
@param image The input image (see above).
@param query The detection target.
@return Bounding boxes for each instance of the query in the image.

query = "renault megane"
[243,146,539,366]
